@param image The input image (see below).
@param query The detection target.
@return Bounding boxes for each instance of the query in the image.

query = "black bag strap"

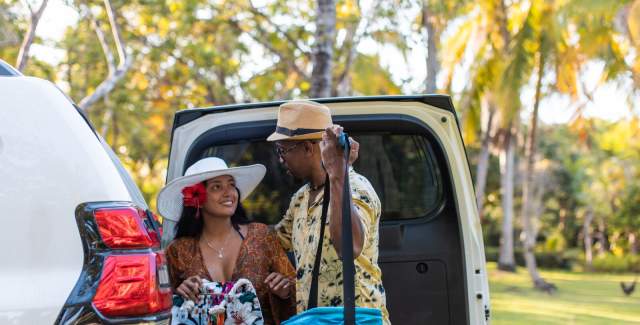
[340,138,356,324]
[308,174,330,309]
[307,135,356,324]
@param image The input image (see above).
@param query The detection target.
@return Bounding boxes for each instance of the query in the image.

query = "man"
[268,100,390,324]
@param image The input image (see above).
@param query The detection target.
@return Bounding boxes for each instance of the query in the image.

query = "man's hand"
[320,125,347,182]
[348,137,359,166]
[320,125,365,258]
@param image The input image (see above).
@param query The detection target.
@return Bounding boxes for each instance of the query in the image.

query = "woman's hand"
[176,275,202,301]
[265,272,292,299]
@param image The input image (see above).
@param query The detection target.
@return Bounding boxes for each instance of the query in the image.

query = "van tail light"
[92,252,172,317]
[94,207,159,249]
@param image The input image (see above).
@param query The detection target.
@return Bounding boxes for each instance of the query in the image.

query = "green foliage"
[350,54,401,95]
[485,246,578,270]
[592,254,640,273]
[0,0,22,63]
[544,230,568,253]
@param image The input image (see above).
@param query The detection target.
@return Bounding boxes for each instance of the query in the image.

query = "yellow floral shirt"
[275,168,390,324]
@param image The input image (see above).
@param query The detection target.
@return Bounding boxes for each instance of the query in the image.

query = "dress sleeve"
[165,241,183,291]
[266,229,297,323]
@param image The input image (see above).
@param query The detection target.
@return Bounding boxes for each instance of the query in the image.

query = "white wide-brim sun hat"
[157,157,266,222]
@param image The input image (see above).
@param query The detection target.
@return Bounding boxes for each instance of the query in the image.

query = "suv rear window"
[200,132,442,224]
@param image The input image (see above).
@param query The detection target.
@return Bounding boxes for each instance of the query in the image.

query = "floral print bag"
[171,278,264,325]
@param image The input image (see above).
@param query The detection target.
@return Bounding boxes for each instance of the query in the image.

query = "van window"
[201,132,442,224]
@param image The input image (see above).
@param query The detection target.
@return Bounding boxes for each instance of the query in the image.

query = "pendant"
[218,252,223,258]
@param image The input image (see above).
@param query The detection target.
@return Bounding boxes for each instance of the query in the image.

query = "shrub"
[484,246,577,270]
[591,254,640,273]
[484,246,640,272]
[535,251,574,269]
[544,230,567,252]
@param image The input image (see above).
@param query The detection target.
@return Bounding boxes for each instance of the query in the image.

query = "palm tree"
[616,0,640,88]
[444,0,521,270]
[440,0,503,224]
[445,0,554,282]
[509,0,555,290]
[504,0,629,289]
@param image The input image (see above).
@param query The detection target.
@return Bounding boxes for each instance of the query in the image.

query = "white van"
[0,63,171,324]
[162,97,491,324]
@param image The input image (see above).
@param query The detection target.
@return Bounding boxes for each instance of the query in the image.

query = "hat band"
[276,126,325,137]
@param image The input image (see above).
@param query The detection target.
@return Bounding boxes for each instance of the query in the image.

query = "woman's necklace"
[204,229,232,259]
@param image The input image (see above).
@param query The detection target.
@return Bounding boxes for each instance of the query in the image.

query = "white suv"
[0,63,171,324]
[162,96,491,324]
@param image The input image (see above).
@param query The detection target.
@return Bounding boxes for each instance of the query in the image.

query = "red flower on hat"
[182,183,207,207]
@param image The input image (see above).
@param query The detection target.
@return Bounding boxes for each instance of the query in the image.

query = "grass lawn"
[488,262,640,324]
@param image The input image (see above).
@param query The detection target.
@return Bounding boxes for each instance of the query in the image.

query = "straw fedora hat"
[157,157,266,221]
[266,100,333,141]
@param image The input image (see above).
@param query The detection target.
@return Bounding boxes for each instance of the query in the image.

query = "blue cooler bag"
[283,136,383,325]
[283,307,382,325]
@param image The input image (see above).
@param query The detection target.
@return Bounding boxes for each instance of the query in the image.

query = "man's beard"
[279,164,305,186]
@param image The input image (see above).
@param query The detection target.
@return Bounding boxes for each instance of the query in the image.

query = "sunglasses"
[275,142,302,158]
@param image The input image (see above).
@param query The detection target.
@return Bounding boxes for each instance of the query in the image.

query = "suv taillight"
[59,202,171,323]
[146,211,163,243]
[94,207,159,249]
[92,204,170,318]
[92,252,172,317]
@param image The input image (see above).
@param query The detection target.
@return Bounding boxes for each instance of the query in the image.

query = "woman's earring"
[195,202,201,220]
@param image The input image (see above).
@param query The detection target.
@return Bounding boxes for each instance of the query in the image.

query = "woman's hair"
[174,186,250,239]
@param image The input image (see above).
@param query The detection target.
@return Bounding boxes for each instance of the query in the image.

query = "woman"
[158,157,296,324]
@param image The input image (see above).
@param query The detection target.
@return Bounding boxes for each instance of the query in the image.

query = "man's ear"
[303,140,317,157]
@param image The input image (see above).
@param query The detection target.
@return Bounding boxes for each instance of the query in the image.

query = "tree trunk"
[596,218,607,256]
[310,0,336,98]
[583,209,594,271]
[335,75,352,97]
[78,0,132,112]
[475,107,494,222]
[498,128,516,272]
[629,232,638,255]
[422,0,439,93]
[495,0,514,270]
[334,8,359,97]
[521,51,555,292]
[15,0,49,71]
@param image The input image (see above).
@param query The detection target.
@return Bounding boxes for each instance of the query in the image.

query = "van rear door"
[163,96,490,325]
